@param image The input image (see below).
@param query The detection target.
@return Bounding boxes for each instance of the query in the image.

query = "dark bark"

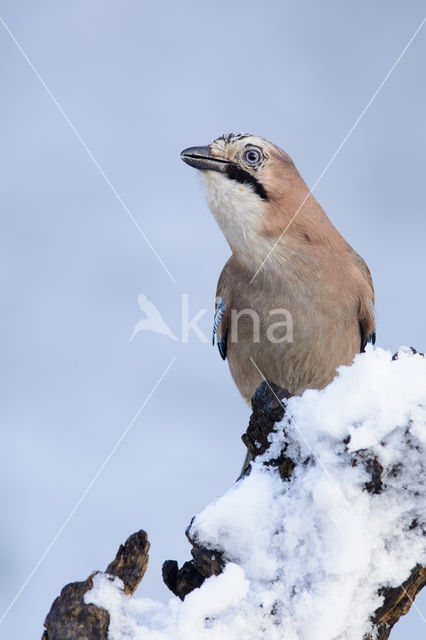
[42,530,149,640]
[242,381,290,460]
[369,564,426,639]
[105,529,150,595]
[162,559,205,600]
[41,574,109,640]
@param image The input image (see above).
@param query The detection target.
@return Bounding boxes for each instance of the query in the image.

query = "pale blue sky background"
[0,1,425,637]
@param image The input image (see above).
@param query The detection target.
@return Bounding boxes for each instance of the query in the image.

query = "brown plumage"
[181,133,375,402]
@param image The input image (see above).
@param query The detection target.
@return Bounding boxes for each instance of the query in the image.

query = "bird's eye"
[243,148,262,165]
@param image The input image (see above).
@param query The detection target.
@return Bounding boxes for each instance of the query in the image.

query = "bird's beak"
[180,146,230,173]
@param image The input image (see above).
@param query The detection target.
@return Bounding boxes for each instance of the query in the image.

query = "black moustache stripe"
[225,165,269,201]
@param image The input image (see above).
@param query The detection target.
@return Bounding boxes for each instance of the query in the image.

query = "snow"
[85,346,426,639]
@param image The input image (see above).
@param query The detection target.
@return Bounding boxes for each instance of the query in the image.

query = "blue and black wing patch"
[212,297,228,360]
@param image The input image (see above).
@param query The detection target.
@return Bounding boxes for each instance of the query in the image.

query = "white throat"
[202,172,270,266]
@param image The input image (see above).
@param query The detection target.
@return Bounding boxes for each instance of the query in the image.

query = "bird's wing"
[213,296,227,359]
[212,296,225,343]
[349,247,376,351]
[213,262,232,360]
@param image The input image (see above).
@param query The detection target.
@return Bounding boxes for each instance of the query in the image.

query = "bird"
[181,133,375,405]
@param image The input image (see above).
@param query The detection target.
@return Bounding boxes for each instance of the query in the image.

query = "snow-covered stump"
[45,347,426,639]
[161,349,426,639]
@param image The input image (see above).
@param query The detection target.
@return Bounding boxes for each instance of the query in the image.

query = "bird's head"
[181,133,309,265]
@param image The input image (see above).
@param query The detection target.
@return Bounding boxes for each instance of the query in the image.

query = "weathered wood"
[41,573,109,640]
[369,564,426,640]
[162,559,205,600]
[162,522,225,600]
[242,381,290,460]
[105,529,149,595]
[42,530,149,640]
